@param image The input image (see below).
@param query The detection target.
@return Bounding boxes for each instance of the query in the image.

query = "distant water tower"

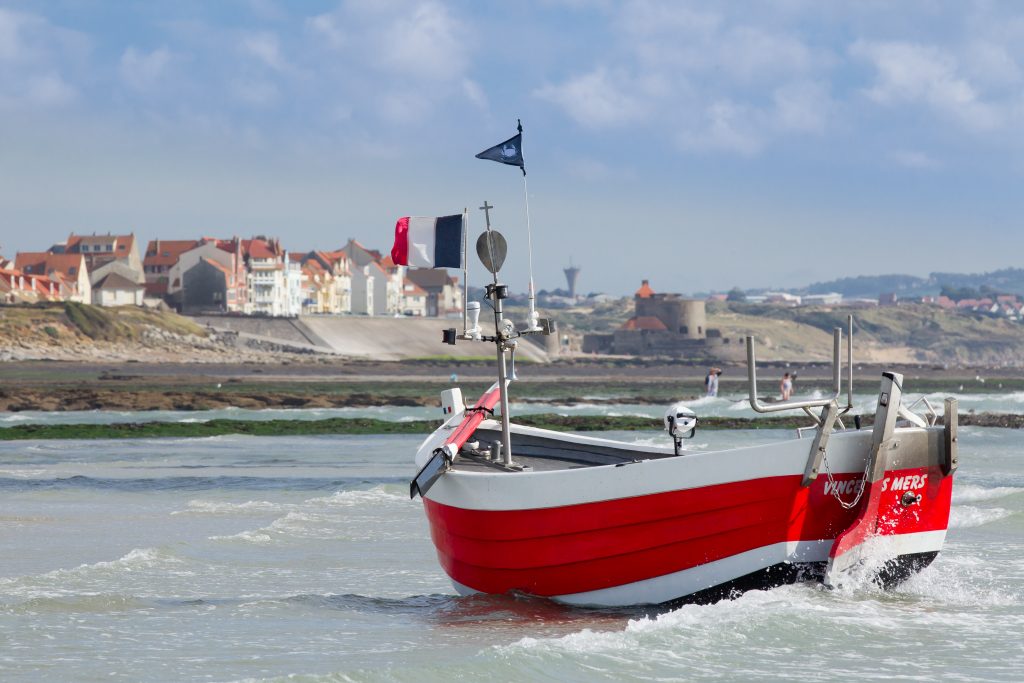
[563,262,581,299]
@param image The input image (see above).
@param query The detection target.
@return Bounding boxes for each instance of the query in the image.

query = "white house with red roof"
[295,250,352,314]
[0,266,66,303]
[243,237,290,316]
[60,233,144,288]
[14,252,91,303]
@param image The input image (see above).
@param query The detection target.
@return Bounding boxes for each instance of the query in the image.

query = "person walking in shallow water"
[780,372,794,401]
[705,367,721,398]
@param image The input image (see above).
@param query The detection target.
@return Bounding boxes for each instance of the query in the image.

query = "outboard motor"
[664,402,697,455]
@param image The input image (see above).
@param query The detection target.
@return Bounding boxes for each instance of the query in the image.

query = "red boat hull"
[424,464,953,604]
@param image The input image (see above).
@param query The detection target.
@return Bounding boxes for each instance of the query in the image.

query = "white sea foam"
[949,506,1014,528]
[0,547,186,598]
[953,484,1024,504]
[309,487,410,508]
[0,468,50,478]
[173,499,293,515]
[209,529,274,544]
[899,553,1021,607]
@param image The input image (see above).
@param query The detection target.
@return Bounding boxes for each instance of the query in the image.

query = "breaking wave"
[948,505,1014,529]
[953,484,1024,504]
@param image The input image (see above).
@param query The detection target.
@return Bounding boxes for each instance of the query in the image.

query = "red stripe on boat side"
[423,466,953,597]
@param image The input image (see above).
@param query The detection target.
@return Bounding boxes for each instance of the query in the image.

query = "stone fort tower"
[633,280,707,340]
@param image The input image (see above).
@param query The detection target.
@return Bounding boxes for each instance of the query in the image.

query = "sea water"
[0,427,1021,682]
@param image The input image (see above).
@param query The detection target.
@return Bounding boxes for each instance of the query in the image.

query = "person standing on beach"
[705,367,721,398]
[780,372,793,401]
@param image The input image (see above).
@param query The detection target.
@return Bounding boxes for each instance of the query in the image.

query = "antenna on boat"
[478,200,515,464]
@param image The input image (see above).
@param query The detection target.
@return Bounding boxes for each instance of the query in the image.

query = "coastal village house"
[14,252,91,304]
[296,250,352,315]
[144,239,199,302]
[174,238,248,313]
[401,278,428,316]
[243,237,291,316]
[59,233,144,290]
[182,258,234,314]
[92,271,145,306]
[0,265,65,303]
[6,231,463,319]
[405,269,463,318]
[341,239,404,316]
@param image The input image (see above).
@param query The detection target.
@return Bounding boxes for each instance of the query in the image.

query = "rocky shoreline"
[0,411,1020,441]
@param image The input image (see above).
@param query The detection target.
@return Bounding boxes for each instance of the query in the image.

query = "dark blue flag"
[475,121,526,175]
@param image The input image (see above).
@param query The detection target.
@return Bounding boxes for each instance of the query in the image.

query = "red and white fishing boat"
[409,210,959,608]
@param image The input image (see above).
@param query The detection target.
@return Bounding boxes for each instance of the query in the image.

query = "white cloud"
[772,80,830,134]
[534,67,651,128]
[850,40,1001,132]
[462,78,487,110]
[240,31,287,71]
[890,149,941,169]
[963,41,1021,88]
[119,47,172,90]
[230,79,279,106]
[307,13,346,49]
[24,72,76,106]
[675,100,763,156]
[376,2,468,80]
[0,8,88,110]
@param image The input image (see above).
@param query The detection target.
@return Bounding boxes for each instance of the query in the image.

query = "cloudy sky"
[2,1,1023,295]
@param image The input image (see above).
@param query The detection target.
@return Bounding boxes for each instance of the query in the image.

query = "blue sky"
[2,1,1023,296]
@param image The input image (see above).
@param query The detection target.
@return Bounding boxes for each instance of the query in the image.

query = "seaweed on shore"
[0,411,1017,440]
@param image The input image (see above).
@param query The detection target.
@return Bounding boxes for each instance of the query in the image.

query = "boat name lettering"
[823,479,862,496]
[881,474,927,492]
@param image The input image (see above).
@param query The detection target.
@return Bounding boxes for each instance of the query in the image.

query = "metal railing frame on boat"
[745,315,855,487]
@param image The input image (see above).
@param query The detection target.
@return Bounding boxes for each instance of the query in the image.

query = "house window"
[69,267,76,275]
[680,325,688,334]
[698,326,703,335]
[118,245,125,250]
[106,245,113,252]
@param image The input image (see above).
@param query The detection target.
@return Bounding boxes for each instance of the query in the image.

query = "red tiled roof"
[15,252,85,280]
[620,316,668,331]
[238,240,272,262]
[144,240,199,267]
[67,233,135,253]
[303,260,326,274]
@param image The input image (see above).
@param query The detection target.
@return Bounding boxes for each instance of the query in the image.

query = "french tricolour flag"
[391,214,464,269]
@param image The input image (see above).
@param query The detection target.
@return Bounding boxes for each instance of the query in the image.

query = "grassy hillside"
[0,302,208,358]
[525,296,1024,364]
